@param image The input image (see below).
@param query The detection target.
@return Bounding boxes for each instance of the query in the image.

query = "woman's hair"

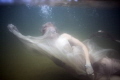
[41,22,58,38]
[41,22,55,34]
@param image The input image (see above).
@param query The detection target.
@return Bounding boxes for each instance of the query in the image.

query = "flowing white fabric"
[7,24,119,76]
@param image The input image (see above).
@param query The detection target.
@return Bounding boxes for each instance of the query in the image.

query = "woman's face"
[41,22,57,36]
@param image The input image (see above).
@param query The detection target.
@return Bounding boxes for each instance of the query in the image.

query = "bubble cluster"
[40,5,52,18]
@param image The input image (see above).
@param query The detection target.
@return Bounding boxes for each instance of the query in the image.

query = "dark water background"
[1,5,120,80]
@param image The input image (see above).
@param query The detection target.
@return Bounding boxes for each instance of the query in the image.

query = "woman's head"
[41,22,58,38]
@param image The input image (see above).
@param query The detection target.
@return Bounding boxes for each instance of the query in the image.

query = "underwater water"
[1,4,120,80]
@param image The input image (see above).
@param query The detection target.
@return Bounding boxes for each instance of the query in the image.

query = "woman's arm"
[7,24,46,43]
[60,33,94,75]
[7,24,34,43]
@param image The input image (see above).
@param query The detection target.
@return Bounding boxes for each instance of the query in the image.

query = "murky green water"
[1,5,120,80]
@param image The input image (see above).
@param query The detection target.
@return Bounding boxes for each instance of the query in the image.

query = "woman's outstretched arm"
[60,33,94,75]
[7,24,35,43]
[7,24,47,43]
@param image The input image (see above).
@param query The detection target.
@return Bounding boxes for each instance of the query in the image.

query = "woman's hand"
[85,64,94,75]
[8,24,19,33]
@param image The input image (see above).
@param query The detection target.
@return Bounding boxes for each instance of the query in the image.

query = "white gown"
[7,24,119,77]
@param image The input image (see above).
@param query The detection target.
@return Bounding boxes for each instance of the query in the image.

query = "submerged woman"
[7,22,94,76]
[7,22,120,80]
